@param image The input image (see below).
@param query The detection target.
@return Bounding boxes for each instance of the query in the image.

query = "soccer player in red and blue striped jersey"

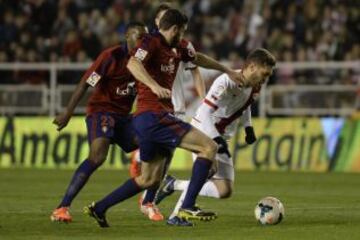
[50,22,147,223]
[85,9,245,227]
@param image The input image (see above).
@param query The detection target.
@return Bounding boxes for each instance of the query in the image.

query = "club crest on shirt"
[134,48,148,61]
[86,72,101,87]
[102,126,108,133]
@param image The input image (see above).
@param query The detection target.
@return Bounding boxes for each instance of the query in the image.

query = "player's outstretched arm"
[53,80,89,131]
[191,67,206,99]
[193,52,244,86]
[127,56,171,99]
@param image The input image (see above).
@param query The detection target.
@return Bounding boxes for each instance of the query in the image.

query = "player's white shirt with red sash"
[171,41,197,120]
[191,71,260,140]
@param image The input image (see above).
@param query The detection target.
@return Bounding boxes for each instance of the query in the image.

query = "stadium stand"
[0,0,358,116]
[0,0,358,63]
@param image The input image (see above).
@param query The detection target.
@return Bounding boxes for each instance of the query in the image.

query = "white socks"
[173,180,220,198]
[199,181,220,198]
[169,187,187,219]
[169,180,220,218]
[173,180,189,191]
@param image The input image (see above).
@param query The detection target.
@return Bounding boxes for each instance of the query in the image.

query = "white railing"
[259,61,359,117]
[266,85,359,116]
[0,84,49,115]
[0,61,359,116]
[57,85,93,114]
[0,63,90,116]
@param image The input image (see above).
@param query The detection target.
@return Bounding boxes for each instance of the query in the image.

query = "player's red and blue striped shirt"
[81,45,136,115]
[130,32,195,115]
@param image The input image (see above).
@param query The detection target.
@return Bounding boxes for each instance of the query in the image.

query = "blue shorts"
[85,112,138,153]
[132,111,192,162]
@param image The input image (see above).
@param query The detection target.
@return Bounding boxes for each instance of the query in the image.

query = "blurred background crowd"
[0,0,358,63]
[0,0,358,115]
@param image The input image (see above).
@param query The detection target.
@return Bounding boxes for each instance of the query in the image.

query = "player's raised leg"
[167,176,234,224]
[139,156,173,221]
[139,153,172,221]
[50,22,148,223]
[157,175,224,205]
[129,150,142,178]
[175,127,219,221]
[129,151,156,220]
[156,152,235,205]
[84,153,166,227]
[51,133,110,222]
[155,153,225,205]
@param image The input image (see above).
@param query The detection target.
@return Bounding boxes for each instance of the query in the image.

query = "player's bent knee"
[143,175,161,188]
[135,175,149,188]
[214,180,233,199]
[88,157,106,167]
[219,188,233,199]
[209,140,218,154]
[202,140,218,160]
[88,150,108,166]
[135,175,161,189]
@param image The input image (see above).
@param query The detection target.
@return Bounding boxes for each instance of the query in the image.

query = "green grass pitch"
[0,169,359,240]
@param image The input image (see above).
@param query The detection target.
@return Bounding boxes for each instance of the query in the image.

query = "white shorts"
[192,153,235,182]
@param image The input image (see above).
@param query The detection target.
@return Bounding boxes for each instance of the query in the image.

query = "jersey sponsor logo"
[161,58,176,74]
[134,48,148,61]
[116,82,136,96]
[86,72,101,87]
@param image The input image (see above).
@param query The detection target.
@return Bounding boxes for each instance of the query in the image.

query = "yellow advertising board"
[0,117,359,172]
[230,118,329,172]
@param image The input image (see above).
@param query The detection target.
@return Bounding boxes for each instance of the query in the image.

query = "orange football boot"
[50,207,72,222]
[140,203,164,221]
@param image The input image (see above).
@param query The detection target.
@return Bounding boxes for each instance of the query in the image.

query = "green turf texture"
[0,169,359,240]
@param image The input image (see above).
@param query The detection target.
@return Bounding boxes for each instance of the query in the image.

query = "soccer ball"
[254,196,284,225]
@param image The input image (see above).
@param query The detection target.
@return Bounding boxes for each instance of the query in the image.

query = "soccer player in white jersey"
[154,48,276,225]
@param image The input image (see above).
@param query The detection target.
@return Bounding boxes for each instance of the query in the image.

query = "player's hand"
[213,136,231,158]
[227,70,245,87]
[151,85,171,99]
[245,126,257,144]
[53,111,72,131]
